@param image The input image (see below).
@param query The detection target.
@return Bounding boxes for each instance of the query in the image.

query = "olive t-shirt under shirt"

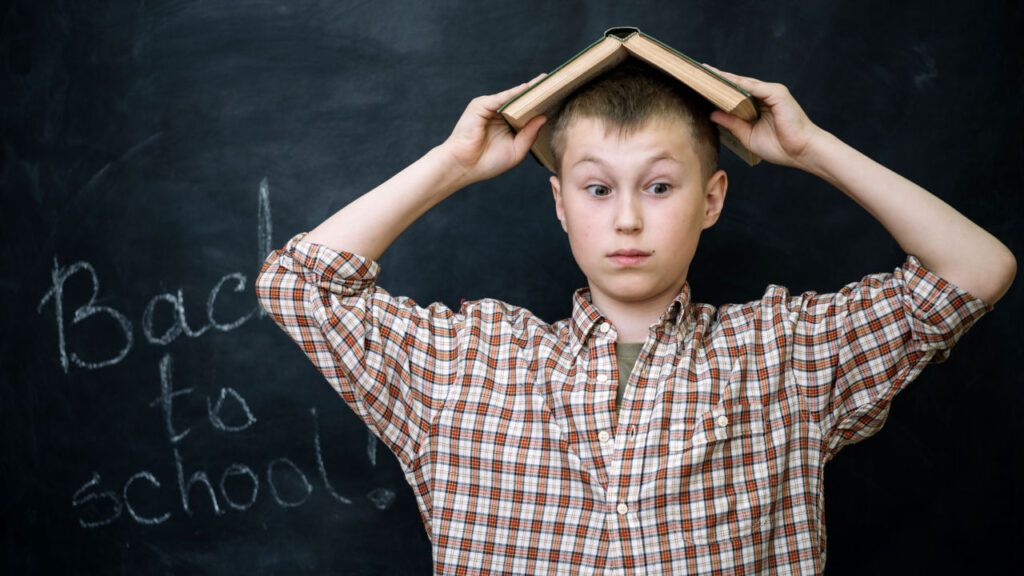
[615,341,644,413]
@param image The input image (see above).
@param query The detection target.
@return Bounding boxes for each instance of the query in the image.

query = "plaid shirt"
[257,234,988,575]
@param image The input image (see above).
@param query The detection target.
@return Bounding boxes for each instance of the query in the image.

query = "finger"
[702,62,725,75]
[478,73,548,109]
[720,73,783,102]
[702,62,775,96]
[702,62,743,83]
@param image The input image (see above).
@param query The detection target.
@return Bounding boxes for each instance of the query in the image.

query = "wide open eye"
[647,182,671,195]
[586,184,612,198]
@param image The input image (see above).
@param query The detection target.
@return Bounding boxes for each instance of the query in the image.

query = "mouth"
[607,249,651,266]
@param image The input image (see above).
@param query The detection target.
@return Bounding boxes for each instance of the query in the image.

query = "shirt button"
[596,374,609,384]
[599,323,611,334]
[598,430,611,443]
[616,503,628,515]
[716,415,729,428]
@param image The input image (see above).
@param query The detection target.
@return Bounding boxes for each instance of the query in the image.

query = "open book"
[499,26,761,171]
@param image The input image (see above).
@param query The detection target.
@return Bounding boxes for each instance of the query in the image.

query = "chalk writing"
[174,446,223,517]
[39,177,273,371]
[38,260,134,372]
[72,473,122,528]
[367,487,397,511]
[151,353,192,443]
[256,176,272,319]
[208,273,256,331]
[219,463,259,511]
[207,386,257,432]
[66,179,397,530]
[364,419,396,509]
[124,471,171,525]
[367,426,378,466]
[71,397,393,526]
[267,458,313,508]
[312,406,353,505]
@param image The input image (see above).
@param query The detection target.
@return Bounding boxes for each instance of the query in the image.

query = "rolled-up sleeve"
[256,233,460,469]
[787,256,990,457]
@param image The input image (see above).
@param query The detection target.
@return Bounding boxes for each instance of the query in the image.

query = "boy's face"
[550,115,727,318]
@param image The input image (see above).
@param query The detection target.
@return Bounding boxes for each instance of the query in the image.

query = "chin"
[603,283,672,303]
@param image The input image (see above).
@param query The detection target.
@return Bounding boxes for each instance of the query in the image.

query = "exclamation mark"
[365,429,396,510]
[311,407,352,504]
[256,178,272,319]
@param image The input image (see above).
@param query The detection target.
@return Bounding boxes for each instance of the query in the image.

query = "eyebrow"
[571,156,607,169]
[571,152,681,169]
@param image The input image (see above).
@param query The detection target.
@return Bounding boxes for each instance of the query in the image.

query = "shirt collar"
[567,283,693,356]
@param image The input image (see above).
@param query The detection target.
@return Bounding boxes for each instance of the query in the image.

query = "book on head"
[499,26,761,171]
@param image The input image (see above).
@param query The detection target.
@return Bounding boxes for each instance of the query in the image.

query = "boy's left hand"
[705,65,825,172]
[706,66,1015,306]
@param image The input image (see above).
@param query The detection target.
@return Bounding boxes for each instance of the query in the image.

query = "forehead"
[560,115,699,171]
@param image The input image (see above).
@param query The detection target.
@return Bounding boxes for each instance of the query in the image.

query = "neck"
[590,288,681,343]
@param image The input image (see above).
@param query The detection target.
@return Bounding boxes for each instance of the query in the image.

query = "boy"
[256,61,1014,573]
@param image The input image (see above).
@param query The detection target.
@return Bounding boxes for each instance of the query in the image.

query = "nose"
[614,191,642,233]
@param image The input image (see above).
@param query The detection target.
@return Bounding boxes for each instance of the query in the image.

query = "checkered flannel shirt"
[257,234,988,575]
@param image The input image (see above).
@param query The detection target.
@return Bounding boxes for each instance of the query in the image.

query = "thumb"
[710,110,752,145]
[511,115,548,161]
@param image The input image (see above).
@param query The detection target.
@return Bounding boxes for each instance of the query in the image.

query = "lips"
[607,249,651,266]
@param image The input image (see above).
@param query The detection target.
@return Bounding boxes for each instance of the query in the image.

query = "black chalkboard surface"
[2,1,1021,574]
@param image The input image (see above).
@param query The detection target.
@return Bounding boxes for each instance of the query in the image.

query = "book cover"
[500,27,761,171]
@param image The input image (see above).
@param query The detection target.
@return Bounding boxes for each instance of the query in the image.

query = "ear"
[701,169,728,230]
[550,174,567,233]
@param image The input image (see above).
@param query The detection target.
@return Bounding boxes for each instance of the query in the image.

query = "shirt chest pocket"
[655,401,773,544]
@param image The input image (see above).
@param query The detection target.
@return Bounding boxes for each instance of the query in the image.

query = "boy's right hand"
[439,75,548,187]
[303,75,548,261]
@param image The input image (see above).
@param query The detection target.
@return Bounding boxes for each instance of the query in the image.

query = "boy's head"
[549,60,720,180]
[548,59,728,318]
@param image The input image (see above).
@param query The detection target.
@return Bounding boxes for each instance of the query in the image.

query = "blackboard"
[2,1,1020,573]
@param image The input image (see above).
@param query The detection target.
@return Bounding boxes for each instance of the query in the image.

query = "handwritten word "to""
[72,360,394,529]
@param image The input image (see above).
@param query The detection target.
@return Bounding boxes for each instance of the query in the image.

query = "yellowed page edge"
[503,38,627,126]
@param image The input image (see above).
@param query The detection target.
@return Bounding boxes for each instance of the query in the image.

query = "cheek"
[564,223,603,266]
[661,200,704,232]
[562,206,597,241]
[566,227,594,257]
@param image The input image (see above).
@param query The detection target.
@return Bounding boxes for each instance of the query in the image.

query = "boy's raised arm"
[303,76,547,260]
[708,68,1016,306]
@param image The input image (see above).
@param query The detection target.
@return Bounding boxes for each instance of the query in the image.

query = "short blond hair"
[549,60,720,179]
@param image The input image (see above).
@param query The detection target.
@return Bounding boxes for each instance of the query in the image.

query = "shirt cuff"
[898,254,990,361]
[283,233,382,296]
